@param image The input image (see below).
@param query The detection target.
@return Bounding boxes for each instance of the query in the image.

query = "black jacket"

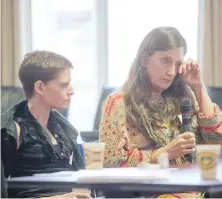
[1,101,84,197]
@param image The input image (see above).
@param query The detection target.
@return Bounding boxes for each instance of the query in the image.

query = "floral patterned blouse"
[99,91,222,168]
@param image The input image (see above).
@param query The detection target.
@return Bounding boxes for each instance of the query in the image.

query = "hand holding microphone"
[164,98,196,160]
[164,132,195,160]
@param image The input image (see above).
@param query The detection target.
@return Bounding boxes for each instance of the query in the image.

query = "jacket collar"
[1,100,79,143]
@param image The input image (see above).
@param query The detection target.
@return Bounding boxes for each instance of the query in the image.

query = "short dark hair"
[19,50,73,98]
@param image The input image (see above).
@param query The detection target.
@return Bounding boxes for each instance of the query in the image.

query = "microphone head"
[180,97,193,114]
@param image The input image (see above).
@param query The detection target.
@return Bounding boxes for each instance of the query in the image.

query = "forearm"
[119,146,169,167]
[115,147,154,167]
[193,84,214,117]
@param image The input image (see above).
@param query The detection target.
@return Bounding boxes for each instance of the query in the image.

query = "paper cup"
[82,143,105,169]
[196,145,221,180]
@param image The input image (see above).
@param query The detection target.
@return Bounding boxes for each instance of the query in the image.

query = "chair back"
[207,86,222,109]
[1,86,24,113]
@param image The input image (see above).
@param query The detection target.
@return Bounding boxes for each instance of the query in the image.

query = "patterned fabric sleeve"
[189,88,222,143]
[198,104,222,143]
[99,93,153,168]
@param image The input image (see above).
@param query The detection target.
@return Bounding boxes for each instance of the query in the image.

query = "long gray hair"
[122,27,192,146]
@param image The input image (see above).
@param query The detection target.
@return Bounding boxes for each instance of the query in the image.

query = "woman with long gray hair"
[99,26,222,198]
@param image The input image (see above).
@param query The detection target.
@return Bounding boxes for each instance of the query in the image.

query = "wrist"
[150,147,167,163]
[163,145,175,160]
[192,83,206,93]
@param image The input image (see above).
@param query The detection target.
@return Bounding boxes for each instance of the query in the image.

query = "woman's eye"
[62,84,68,88]
[162,58,169,64]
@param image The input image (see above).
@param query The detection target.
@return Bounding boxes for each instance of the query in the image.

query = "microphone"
[180,97,194,162]
[180,97,193,132]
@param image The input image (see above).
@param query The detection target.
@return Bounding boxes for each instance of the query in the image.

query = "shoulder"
[103,91,125,115]
[1,104,20,143]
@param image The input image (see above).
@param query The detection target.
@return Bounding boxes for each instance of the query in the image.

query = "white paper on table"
[76,167,170,183]
[33,167,171,183]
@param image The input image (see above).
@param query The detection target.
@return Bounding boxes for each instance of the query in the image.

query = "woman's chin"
[160,83,173,91]
[152,84,171,93]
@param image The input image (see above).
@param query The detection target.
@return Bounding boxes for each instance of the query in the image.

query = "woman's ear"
[34,80,44,96]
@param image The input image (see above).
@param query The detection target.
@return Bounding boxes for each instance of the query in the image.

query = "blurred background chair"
[1,86,69,118]
[207,86,222,109]
[80,86,119,142]
[1,86,24,114]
